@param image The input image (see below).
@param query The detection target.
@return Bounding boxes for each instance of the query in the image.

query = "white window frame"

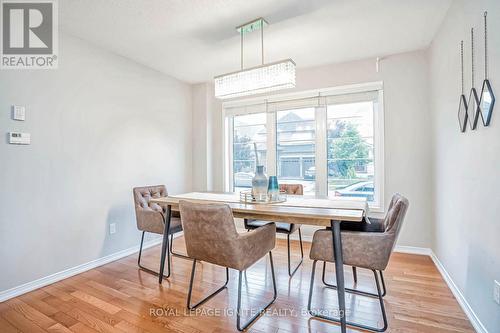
[222,81,385,213]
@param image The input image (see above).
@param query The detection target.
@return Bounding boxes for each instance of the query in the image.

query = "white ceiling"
[60,0,452,83]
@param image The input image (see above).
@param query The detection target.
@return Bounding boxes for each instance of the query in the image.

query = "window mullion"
[225,116,234,192]
[266,112,277,176]
[373,90,385,211]
[315,106,327,196]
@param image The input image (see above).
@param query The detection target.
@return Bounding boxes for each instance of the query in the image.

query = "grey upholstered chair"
[308,193,409,332]
[179,200,277,331]
[244,183,304,276]
[133,185,188,278]
[327,216,387,291]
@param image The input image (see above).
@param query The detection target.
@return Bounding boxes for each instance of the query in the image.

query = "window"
[277,108,316,195]
[232,113,267,192]
[327,101,374,201]
[224,83,384,211]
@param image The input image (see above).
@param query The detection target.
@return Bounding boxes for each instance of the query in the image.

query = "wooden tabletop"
[151,192,367,227]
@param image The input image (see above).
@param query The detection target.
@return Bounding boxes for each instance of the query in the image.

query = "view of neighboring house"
[233,105,375,199]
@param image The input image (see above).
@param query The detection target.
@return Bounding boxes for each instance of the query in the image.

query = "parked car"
[334,181,374,201]
[304,166,315,179]
[234,172,254,187]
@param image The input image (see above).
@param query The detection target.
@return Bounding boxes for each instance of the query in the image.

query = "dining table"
[150,191,369,333]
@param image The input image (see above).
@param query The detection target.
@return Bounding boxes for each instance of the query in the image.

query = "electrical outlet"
[494,280,500,305]
[109,223,116,235]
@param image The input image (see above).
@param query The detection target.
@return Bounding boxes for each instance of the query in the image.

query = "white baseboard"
[394,245,432,256]
[429,252,488,333]
[0,236,165,302]
[392,245,487,333]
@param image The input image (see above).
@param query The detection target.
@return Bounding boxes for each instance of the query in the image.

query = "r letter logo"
[1,0,58,69]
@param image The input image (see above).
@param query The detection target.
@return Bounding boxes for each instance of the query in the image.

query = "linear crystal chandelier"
[214,18,296,99]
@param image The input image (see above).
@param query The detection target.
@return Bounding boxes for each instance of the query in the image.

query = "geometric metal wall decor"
[458,12,495,133]
[467,28,481,130]
[477,11,495,127]
[479,80,496,126]
[458,40,469,132]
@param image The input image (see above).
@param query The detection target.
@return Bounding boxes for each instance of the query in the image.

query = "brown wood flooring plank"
[0,237,474,332]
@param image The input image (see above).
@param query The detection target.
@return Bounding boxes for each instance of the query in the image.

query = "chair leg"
[373,270,388,331]
[309,261,388,332]
[137,231,170,278]
[307,260,318,312]
[237,251,277,331]
[286,229,304,277]
[379,270,387,297]
[321,262,385,298]
[186,259,229,310]
[169,233,191,260]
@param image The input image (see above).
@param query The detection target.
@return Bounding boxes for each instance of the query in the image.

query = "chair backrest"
[370,193,409,269]
[179,200,239,265]
[382,193,409,258]
[133,185,167,214]
[383,193,409,233]
[133,185,167,232]
[279,183,304,195]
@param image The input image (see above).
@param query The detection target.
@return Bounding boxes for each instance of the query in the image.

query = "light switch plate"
[109,223,116,235]
[11,105,26,121]
[8,132,30,145]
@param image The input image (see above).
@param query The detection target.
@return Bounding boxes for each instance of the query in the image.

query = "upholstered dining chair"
[179,200,277,331]
[308,193,409,332]
[133,185,189,278]
[322,197,403,295]
[244,183,304,276]
[323,216,388,293]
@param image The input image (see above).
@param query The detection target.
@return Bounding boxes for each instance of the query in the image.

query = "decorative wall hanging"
[467,28,481,130]
[458,40,469,132]
[214,18,296,99]
[476,11,495,127]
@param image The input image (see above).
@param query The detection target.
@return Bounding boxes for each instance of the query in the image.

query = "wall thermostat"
[9,132,30,145]
[11,105,26,121]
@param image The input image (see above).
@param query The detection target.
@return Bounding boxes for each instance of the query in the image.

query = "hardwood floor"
[0,237,474,333]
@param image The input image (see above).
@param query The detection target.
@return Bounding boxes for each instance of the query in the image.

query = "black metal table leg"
[158,205,171,284]
[331,220,347,333]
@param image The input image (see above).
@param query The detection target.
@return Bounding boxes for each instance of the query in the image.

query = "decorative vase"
[268,176,279,201]
[252,165,268,201]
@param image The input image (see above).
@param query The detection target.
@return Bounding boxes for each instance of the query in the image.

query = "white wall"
[428,0,500,331]
[192,83,221,191]
[199,50,434,248]
[192,83,209,190]
[0,33,192,292]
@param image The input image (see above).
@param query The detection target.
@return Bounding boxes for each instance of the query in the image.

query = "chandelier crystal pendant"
[214,18,296,99]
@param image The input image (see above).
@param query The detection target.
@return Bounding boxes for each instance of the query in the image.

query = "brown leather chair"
[308,193,409,332]
[133,185,188,278]
[179,200,277,331]
[244,183,304,276]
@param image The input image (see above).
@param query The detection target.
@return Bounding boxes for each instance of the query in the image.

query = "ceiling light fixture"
[214,18,296,99]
